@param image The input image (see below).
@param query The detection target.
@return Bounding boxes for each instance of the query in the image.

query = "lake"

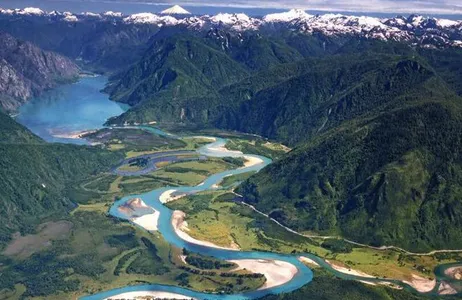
[16,76,128,144]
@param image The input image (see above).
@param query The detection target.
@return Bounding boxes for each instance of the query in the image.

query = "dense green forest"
[104,36,250,125]
[0,111,122,245]
[104,32,336,125]
[106,35,462,145]
[238,83,462,252]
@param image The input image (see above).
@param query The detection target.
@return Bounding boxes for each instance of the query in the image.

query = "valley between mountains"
[0,5,462,300]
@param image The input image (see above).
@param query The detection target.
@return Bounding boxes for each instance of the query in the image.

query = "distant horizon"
[0,0,461,20]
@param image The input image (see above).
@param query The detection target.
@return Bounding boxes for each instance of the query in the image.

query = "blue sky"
[1,0,461,16]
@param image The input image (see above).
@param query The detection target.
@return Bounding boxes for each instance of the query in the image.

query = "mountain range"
[0,6,462,253]
[1,7,461,49]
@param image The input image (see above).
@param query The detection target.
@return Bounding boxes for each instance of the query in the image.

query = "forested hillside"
[105,36,249,109]
[105,35,461,143]
[213,54,439,144]
[238,86,462,252]
[0,112,122,246]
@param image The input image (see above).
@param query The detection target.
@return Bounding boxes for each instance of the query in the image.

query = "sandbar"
[206,144,242,155]
[160,189,186,203]
[403,274,436,293]
[190,136,217,142]
[444,266,462,280]
[241,155,264,168]
[105,291,195,300]
[118,198,160,231]
[126,198,149,208]
[51,129,96,139]
[229,259,298,289]
[298,256,320,267]
[438,281,458,295]
[132,212,160,231]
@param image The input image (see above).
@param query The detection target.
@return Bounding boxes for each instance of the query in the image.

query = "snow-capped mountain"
[263,9,313,22]
[0,7,461,48]
[160,5,191,15]
[123,13,177,26]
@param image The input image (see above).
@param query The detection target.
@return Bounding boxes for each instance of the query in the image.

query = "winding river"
[81,134,461,299]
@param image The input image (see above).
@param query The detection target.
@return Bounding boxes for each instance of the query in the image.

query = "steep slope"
[238,77,462,252]
[0,107,42,144]
[213,54,435,145]
[0,112,122,245]
[0,32,79,111]
[204,30,305,71]
[103,31,334,125]
[104,38,438,130]
[105,36,250,124]
[419,48,462,96]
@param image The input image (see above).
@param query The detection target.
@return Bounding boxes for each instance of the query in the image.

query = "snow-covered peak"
[103,11,123,17]
[0,8,9,14]
[352,16,385,28]
[437,18,459,28]
[0,7,460,49]
[17,7,44,15]
[63,12,78,22]
[383,16,407,27]
[409,15,424,27]
[82,12,101,18]
[209,13,261,30]
[211,13,249,24]
[160,5,190,15]
[124,12,156,23]
[124,13,178,26]
[49,10,62,16]
[263,9,312,22]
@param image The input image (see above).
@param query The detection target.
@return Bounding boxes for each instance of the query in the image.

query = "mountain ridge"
[0,7,461,50]
[232,54,462,252]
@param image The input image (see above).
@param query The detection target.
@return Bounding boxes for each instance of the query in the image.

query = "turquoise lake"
[15,76,127,144]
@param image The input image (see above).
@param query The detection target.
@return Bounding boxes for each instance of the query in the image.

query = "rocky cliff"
[0,32,79,111]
